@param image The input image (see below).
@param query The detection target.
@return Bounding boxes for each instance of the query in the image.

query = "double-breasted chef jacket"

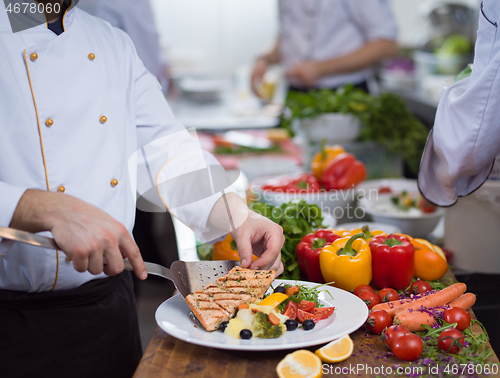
[0,4,225,292]
[418,0,500,206]
[278,0,398,90]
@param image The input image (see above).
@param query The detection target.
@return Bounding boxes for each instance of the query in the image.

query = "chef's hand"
[250,57,269,98]
[10,189,148,280]
[231,211,284,275]
[285,61,322,88]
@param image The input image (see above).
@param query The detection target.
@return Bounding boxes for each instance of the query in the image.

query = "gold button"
[88,53,95,61]
[45,119,53,127]
[110,179,118,187]
[100,116,107,124]
[30,53,38,61]
[57,185,66,193]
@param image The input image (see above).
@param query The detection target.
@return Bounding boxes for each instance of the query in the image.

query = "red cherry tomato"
[391,333,423,361]
[358,290,380,309]
[377,288,399,303]
[384,325,411,348]
[379,186,392,193]
[438,328,465,354]
[366,310,392,334]
[297,300,316,312]
[353,284,375,297]
[443,308,471,331]
[297,309,320,323]
[410,280,433,295]
[419,197,437,213]
[310,307,335,320]
[283,301,298,320]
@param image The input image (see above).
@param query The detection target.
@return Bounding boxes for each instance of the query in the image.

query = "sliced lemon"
[259,292,288,308]
[276,350,323,378]
[315,334,353,363]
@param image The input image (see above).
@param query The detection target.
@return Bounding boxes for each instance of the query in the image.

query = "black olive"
[219,321,229,332]
[285,319,298,331]
[302,319,315,330]
[240,329,253,339]
[274,286,287,294]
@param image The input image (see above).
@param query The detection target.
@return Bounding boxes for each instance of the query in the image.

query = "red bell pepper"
[295,229,340,283]
[322,153,367,190]
[369,234,415,290]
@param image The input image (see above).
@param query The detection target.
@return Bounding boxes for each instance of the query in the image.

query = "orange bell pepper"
[212,234,258,262]
[311,139,344,180]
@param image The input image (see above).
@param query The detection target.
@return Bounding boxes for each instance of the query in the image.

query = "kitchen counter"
[133,271,499,378]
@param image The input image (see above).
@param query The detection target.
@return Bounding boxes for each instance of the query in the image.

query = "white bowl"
[250,174,358,218]
[357,193,444,238]
[300,113,361,143]
[179,78,230,102]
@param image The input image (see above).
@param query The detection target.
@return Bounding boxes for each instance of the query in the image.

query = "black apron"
[0,271,142,378]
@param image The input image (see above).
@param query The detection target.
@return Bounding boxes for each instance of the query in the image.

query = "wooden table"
[134,272,500,378]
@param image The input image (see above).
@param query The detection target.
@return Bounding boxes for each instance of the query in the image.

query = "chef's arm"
[251,39,281,97]
[285,39,397,87]
[207,192,284,274]
[8,189,147,279]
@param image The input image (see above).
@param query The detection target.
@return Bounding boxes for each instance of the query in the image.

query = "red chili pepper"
[369,234,415,290]
[295,229,341,282]
[262,173,321,192]
[321,153,367,190]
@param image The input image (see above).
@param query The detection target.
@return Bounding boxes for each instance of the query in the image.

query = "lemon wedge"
[315,334,353,363]
[259,292,288,308]
[276,350,323,378]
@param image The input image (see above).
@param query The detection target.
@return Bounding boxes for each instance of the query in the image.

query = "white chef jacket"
[0,5,228,292]
[418,0,500,206]
[278,0,397,90]
[77,0,169,90]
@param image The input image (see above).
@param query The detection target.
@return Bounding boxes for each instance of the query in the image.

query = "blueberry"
[219,321,229,332]
[240,329,253,339]
[302,319,315,330]
[274,286,287,294]
[285,319,298,331]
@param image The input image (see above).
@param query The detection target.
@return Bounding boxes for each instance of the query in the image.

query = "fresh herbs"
[250,199,326,279]
[275,282,333,312]
[280,85,429,174]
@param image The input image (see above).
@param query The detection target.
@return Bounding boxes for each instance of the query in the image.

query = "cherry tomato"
[391,333,423,361]
[310,307,335,320]
[438,328,465,354]
[410,280,433,295]
[285,285,300,297]
[379,186,392,193]
[353,284,375,297]
[297,300,316,312]
[366,310,392,334]
[443,308,471,331]
[297,309,319,323]
[419,197,437,213]
[283,301,298,320]
[358,290,380,310]
[377,288,399,303]
[384,325,411,348]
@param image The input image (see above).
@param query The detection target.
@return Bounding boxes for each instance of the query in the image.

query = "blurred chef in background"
[78,0,170,92]
[251,0,398,96]
[418,0,500,205]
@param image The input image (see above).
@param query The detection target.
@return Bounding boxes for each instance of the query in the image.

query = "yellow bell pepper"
[311,140,344,180]
[319,232,372,292]
[212,234,258,262]
[331,225,386,241]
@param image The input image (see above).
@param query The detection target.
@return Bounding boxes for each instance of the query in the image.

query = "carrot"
[449,293,476,310]
[393,283,466,316]
[393,291,476,332]
[370,298,414,317]
[238,303,249,310]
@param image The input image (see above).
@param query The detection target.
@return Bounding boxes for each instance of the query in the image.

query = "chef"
[0,2,284,378]
[418,0,500,206]
[251,0,398,95]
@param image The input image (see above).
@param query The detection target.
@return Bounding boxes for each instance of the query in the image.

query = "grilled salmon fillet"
[185,267,276,331]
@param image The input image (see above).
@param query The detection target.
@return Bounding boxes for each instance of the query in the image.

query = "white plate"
[155,279,368,351]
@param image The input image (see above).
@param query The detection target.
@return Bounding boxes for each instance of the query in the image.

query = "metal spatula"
[0,225,239,297]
